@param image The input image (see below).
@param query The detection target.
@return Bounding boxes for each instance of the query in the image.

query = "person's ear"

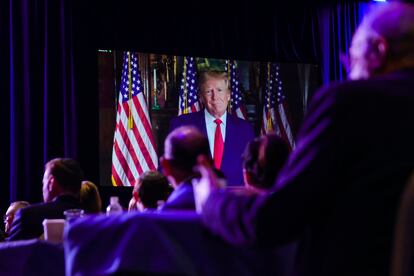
[48,175,56,192]
[369,36,389,70]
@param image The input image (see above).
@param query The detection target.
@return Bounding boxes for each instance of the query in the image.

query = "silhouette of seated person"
[128,171,173,212]
[80,181,102,214]
[242,134,290,195]
[160,126,212,211]
[7,158,83,241]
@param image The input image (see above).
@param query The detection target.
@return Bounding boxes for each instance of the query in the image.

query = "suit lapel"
[196,111,208,138]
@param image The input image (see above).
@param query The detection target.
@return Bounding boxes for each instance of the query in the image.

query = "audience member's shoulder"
[309,79,369,108]
[310,74,414,119]
[312,81,344,99]
[170,111,202,129]
[229,113,253,127]
[350,68,414,97]
[174,110,202,121]
[318,69,414,98]
[13,202,37,218]
[18,201,52,214]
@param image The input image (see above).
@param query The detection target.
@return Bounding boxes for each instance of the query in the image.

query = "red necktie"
[213,118,224,169]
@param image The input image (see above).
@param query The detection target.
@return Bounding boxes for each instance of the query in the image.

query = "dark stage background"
[0,0,377,214]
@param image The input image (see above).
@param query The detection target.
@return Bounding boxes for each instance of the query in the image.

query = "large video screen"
[98,50,320,186]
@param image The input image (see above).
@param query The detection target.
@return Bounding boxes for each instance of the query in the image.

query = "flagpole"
[152,61,160,110]
[128,52,134,129]
[144,54,150,107]
[165,58,169,83]
[113,51,118,114]
[174,56,177,84]
[266,62,273,133]
[227,60,232,113]
[165,58,169,101]
[183,57,188,114]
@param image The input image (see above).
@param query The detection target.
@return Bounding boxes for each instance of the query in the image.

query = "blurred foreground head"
[348,2,414,80]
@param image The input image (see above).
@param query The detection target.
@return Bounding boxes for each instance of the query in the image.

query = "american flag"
[111,52,158,186]
[178,57,201,115]
[261,63,295,149]
[226,60,247,119]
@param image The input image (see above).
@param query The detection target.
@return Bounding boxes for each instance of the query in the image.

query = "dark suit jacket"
[203,68,414,276]
[7,195,81,241]
[169,111,255,186]
[161,181,195,211]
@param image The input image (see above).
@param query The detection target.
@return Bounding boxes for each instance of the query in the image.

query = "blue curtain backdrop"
[318,2,375,85]
[1,0,78,204]
[0,0,99,211]
[0,0,376,213]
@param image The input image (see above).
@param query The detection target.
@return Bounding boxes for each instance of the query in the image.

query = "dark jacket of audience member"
[161,126,211,211]
[80,181,102,214]
[128,171,172,211]
[161,181,195,211]
[242,134,290,193]
[7,158,83,241]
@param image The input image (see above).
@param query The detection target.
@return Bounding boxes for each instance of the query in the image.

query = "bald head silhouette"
[164,126,211,173]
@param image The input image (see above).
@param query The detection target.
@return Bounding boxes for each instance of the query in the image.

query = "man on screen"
[169,70,255,186]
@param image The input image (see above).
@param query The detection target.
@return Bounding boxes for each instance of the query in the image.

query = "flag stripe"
[125,99,157,170]
[278,103,295,147]
[274,106,289,143]
[116,110,145,175]
[113,139,136,186]
[132,95,157,151]
[115,116,143,176]
[235,108,245,119]
[111,157,126,187]
[190,102,200,113]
